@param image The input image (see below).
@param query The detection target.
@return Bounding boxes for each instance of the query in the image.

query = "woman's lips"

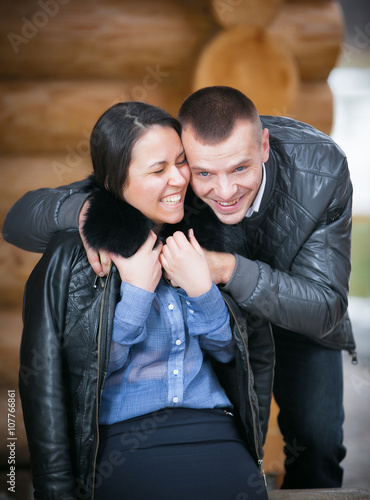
[160,193,182,205]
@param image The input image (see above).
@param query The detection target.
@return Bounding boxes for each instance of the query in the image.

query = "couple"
[4,86,354,499]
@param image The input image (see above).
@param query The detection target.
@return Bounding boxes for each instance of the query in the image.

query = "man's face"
[182,120,269,225]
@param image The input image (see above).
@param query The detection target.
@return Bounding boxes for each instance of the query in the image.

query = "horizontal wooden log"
[211,0,284,28]
[0,154,92,223]
[0,0,217,79]
[288,80,333,135]
[193,26,299,115]
[0,154,92,307]
[0,308,23,388]
[268,1,344,81]
[0,78,191,154]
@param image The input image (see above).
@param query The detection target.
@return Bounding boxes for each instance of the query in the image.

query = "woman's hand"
[109,231,163,293]
[160,229,212,297]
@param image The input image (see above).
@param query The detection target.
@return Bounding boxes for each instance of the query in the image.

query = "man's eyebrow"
[190,157,253,172]
[189,165,211,172]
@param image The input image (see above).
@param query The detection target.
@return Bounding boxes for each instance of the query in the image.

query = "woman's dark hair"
[90,101,181,199]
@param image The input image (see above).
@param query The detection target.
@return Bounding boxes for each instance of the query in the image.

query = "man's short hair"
[177,86,262,144]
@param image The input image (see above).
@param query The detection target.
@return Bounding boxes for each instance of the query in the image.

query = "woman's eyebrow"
[147,149,185,170]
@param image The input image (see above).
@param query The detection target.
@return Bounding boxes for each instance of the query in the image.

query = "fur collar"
[82,176,249,257]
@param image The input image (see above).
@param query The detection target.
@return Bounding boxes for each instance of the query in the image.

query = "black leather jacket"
[19,188,274,500]
[3,116,355,354]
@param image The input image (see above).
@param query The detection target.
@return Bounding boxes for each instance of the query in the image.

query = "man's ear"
[262,128,269,163]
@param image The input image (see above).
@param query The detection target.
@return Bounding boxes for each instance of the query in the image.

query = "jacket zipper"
[91,274,109,500]
[222,295,266,486]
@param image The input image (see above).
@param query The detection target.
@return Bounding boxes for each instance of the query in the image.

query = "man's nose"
[214,176,238,200]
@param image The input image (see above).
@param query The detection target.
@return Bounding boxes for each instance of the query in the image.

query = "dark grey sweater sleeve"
[2,180,91,253]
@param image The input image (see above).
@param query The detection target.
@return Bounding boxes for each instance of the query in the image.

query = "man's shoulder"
[262,116,347,178]
[261,115,336,146]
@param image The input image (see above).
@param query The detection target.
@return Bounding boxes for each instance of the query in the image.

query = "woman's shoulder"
[46,229,84,256]
[35,230,87,277]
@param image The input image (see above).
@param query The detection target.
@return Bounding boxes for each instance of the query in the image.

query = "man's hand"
[78,200,111,276]
[160,229,212,297]
[202,249,236,285]
[109,231,163,293]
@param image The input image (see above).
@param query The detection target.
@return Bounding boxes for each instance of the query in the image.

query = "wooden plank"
[0,0,217,79]
[288,80,333,135]
[193,26,299,116]
[269,0,344,81]
[211,0,284,28]
[0,79,191,153]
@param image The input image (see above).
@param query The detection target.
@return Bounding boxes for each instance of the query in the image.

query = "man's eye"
[153,169,164,174]
[198,172,209,177]
[235,166,246,172]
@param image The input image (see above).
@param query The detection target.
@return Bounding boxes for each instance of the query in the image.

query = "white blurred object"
[329,67,370,216]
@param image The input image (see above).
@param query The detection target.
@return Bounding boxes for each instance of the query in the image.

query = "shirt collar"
[245,163,266,218]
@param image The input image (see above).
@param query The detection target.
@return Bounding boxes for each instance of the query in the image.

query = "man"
[3,86,354,488]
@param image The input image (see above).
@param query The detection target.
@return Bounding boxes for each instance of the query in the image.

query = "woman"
[19,102,270,500]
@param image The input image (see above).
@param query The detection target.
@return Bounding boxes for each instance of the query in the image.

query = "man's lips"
[217,198,240,207]
[212,196,243,211]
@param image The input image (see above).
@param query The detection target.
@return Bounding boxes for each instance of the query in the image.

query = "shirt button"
[173,369,179,375]
[189,309,194,315]
[186,301,191,305]
[173,397,179,403]
[168,303,174,310]
[175,339,182,346]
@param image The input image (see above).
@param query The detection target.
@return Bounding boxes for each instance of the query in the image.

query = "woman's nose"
[168,165,188,186]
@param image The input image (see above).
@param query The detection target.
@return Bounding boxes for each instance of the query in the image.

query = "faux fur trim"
[82,177,249,258]
[82,184,156,258]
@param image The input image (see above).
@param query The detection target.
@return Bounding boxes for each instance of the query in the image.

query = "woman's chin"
[161,210,184,225]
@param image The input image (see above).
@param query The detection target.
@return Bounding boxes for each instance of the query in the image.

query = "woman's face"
[122,125,190,228]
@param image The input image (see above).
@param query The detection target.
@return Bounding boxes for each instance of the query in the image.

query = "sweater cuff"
[58,193,90,230]
[221,253,260,305]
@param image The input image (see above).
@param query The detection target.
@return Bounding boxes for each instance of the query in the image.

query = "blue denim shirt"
[99,279,234,424]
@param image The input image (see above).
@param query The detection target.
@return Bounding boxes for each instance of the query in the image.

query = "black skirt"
[94,407,268,500]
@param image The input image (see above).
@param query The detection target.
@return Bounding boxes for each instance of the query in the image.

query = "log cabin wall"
[0,0,344,482]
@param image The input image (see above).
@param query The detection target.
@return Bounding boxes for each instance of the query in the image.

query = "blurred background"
[0,0,369,497]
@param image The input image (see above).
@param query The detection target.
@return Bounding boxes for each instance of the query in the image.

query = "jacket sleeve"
[2,179,91,252]
[19,232,83,499]
[223,156,353,338]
